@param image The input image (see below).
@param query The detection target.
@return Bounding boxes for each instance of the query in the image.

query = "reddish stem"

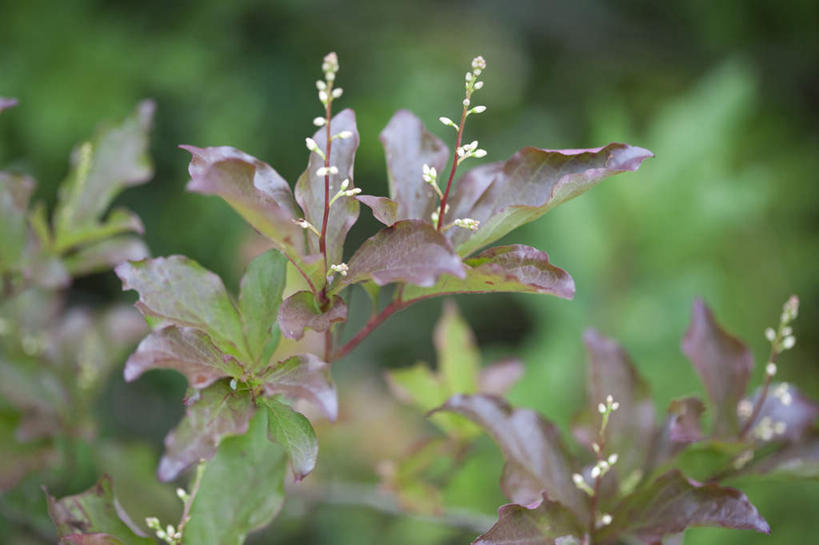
[436,106,467,231]
[739,347,779,439]
[332,298,406,361]
[319,99,333,272]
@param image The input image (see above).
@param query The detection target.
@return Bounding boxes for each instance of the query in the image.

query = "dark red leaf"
[277,290,347,340]
[473,495,583,545]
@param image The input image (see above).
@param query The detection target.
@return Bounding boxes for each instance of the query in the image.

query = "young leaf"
[0,172,35,272]
[478,359,525,396]
[124,326,241,389]
[474,495,583,545]
[116,256,248,361]
[332,220,465,292]
[434,300,480,395]
[435,394,588,520]
[379,109,449,221]
[261,354,337,420]
[158,381,255,482]
[294,108,360,266]
[602,470,769,543]
[183,409,287,545]
[258,397,319,481]
[53,101,154,246]
[277,290,347,341]
[357,194,399,226]
[579,329,656,478]
[402,244,575,301]
[63,236,149,276]
[741,383,819,442]
[239,249,287,363]
[182,146,310,277]
[45,475,153,545]
[681,299,753,437]
[446,144,653,256]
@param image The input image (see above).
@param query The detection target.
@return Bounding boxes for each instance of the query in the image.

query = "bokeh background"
[1,0,817,543]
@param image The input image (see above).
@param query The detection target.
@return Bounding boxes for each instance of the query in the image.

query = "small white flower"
[572,473,584,485]
[313,116,326,126]
[782,335,796,350]
[453,218,480,231]
[473,81,484,90]
[332,87,344,98]
[766,362,777,377]
[591,466,601,479]
[316,166,339,177]
[607,453,618,466]
[600,514,613,526]
[330,263,349,277]
[473,149,487,158]
[598,403,607,414]
[318,90,328,103]
[335,130,353,139]
[463,97,470,107]
[471,55,486,71]
[316,80,327,91]
[471,105,487,114]
[439,116,456,128]
[737,399,754,418]
[305,137,319,152]
[764,327,776,342]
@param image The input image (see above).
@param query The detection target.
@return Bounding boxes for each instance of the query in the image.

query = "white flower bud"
[608,453,619,465]
[316,80,327,91]
[318,90,328,103]
[766,362,777,376]
[332,87,343,98]
[463,97,470,107]
[598,403,607,414]
[764,327,776,342]
[473,149,487,158]
[782,335,796,349]
[336,130,353,139]
[313,117,326,126]
[305,137,319,152]
[572,473,584,485]
[600,514,613,526]
[471,55,486,70]
[471,105,487,114]
[591,466,601,479]
[473,80,484,90]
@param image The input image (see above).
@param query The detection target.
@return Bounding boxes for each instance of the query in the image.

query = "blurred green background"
[1,0,817,543]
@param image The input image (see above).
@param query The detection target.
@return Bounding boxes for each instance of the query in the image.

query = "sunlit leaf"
[158,381,255,482]
[357,194,399,226]
[261,354,337,420]
[45,475,153,545]
[239,249,287,364]
[258,397,318,481]
[402,244,574,301]
[602,470,769,542]
[446,144,653,256]
[681,299,752,437]
[379,109,449,221]
[435,300,480,395]
[333,220,465,292]
[294,108,360,267]
[183,410,287,545]
[277,290,347,341]
[435,394,588,519]
[474,495,583,545]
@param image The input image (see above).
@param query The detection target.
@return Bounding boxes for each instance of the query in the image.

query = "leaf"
[45,475,153,545]
[333,220,465,292]
[116,256,247,361]
[183,409,287,545]
[60,534,128,545]
[124,326,242,389]
[63,236,149,276]
[357,194,399,226]
[0,172,35,272]
[0,415,57,491]
[434,300,480,395]
[435,394,587,519]
[0,97,18,113]
[473,495,583,545]
[239,249,287,363]
[277,290,347,341]
[747,432,819,479]
[402,244,574,301]
[681,299,753,437]
[479,359,525,396]
[258,397,318,481]
[741,382,819,442]
[579,329,656,479]
[650,397,707,469]
[261,354,337,420]
[294,108,360,266]
[53,101,154,244]
[54,208,144,252]
[158,381,255,482]
[602,470,769,543]
[446,144,653,256]
[182,145,311,275]
[379,109,449,221]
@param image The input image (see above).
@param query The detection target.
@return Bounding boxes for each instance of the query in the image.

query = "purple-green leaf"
[261,354,337,420]
[603,470,769,542]
[746,432,819,479]
[0,172,35,272]
[45,475,153,545]
[124,326,241,389]
[478,358,525,397]
[0,97,18,113]
[116,256,247,361]
[333,220,465,292]
[445,144,653,256]
[402,244,574,302]
[239,250,287,364]
[158,381,255,481]
[277,290,347,341]
[681,299,753,437]
[294,108,360,267]
[579,329,656,478]
[435,394,587,519]
[379,109,449,221]
[741,383,819,442]
[357,194,399,226]
[650,397,707,469]
[474,495,583,545]
[258,397,318,481]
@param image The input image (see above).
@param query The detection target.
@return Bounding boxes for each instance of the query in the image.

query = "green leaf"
[0,172,35,273]
[239,250,287,364]
[54,208,144,252]
[602,470,769,543]
[294,108,360,267]
[277,290,347,341]
[445,144,653,256]
[435,300,480,395]
[116,256,248,361]
[401,244,574,301]
[474,495,583,545]
[681,299,753,437]
[63,236,149,276]
[261,354,337,420]
[53,101,154,248]
[379,109,449,221]
[45,475,153,545]
[183,409,287,545]
[258,397,318,481]
[158,381,255,482]
[332,220,465,293]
